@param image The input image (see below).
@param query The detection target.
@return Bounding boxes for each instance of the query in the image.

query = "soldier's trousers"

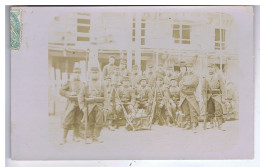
[62,106,83,138]
[86,106,104,139]
[115,104,134,126]
[134,101,149,112]
[181,99,198,123]
[169,101,178,123]
[207,98,224,125]
[153,104,167,125]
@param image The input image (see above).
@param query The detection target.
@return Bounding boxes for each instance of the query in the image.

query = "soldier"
[179,63,200,133]
[59,64,84,145]
[164,66,174,87]
[131,65,141,89]
[112,66,122,88]
[104,76,116,131]
[103,55,116,78]
[153,74,169,126]
[119,59,130,77]
[78,67,105,144]
[144,64,156,88]
[134,77,153,113]
[156,63,166,79]
[177,61,187,86]
[166,76,180,126]
[226,82,238,120]
[115,76,136,130]
[204,63,226,130]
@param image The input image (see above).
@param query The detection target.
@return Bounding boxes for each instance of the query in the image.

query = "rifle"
[116,90,136,131]
[149,87,157,127]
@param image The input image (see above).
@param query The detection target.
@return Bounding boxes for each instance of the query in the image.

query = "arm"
[78,84,87,111]
[59,81,71,98]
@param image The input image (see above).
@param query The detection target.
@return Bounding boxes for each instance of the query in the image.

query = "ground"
[48,102,239,160]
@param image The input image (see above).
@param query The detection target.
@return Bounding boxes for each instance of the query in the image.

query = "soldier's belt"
[85,97,105,103]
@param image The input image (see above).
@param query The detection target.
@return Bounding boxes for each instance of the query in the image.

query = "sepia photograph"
[10,6,254,160]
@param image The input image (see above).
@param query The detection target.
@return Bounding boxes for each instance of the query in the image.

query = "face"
[141,80,146,86]
[90,72,99,80]
[187,66,193,73]
[180,67,186,73]
[109,57,115,64]
[171,80,177,86]
[73,72,80,80]
[208,66,215,74]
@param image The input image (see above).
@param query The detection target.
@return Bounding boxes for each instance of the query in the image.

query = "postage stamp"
[10,9,21,50]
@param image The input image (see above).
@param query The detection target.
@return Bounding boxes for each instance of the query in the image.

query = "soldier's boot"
[93,127,104,143]
[166,117,173,127]
[217,117,225,131]
[192,122,198,133]
[60,128,68,145]
[185,121,192,130]
[108,120,115,131]
[210,118,214,129]
[85,137,92,144]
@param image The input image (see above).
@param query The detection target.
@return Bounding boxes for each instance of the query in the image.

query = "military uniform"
[59,65,83,144]
[166,76,180,125]
[103,55,116,78]
[115,76,136,129]
[203,64,226,129]
[103,76,117,130]
[78,67,105,144]
[134,77,153,112]
[164,66,174,87]
[226,82,238,120]
[144,64,156,88]
[130,65,141,89]
[179,63,200,130]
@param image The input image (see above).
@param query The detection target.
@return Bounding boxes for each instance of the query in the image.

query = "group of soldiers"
[59,55,236,145]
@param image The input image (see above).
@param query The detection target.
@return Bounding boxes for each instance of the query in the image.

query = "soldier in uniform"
[59,64,84,145]
[115,76,136,130]
[103,76,116,131]
[78,67,105,144]
[134,77,153,113]
[153,74,169,126]
[226,82,238,120]
[119,59,130,77]
[179,63,200,132]
[112,66,122,88]
[144,64,156,88]
[103,55,116,78]
[164,66,174,87]
[166,76,180,126]
[131,65,141,89]
[203,63,226,130]
[177,61,187,86]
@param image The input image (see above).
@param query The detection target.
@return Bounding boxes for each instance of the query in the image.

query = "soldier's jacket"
[135,85,153,104]
[177,71,187,86]
[119,68,131,77]
[112,74,122,88]
[167,85,180,102]
[115,85,135,106]
[104,84,116,108]
[60,80,84,114]
[179,72,200,114]
[78,80,105,114]
[103,64,115,78]
[130,74,141,88]
[145,73,156,88]
[202,72,226,113]
[155,84,168,106]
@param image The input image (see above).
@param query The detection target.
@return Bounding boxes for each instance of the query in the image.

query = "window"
[132,19,135,42]
[76,14,91,42]
[172,24,190,44]
[215,28,226,50]
[141,19,146,45]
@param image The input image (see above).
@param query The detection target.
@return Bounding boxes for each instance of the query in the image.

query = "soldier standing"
[112,66,122,88]
[166,76,180,126]
[103,55,116,78]
[115,76,136,130]
[177,61,187,86]
[179,63,200,133]
[130,65,141,89]
[59,64,84,145]
[134,77,153,113]
[153,74,168,126]
[144,64,156,88]
[104,76,116,131]
[164,66,174,87]
[78,67,105,144]
[204,63,226,130]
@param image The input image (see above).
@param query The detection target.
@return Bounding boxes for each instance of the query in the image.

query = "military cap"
[139,76,147,83]
[90,66,99,73]
[208,63,216,67]
[147,64,153,68]
[73,62,81,73]
[105,76,111,80]
[122,76,130,82]
[109,55,115,59]
[180,61,186,67]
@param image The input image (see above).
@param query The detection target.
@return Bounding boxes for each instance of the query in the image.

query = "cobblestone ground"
[48,100,239,160]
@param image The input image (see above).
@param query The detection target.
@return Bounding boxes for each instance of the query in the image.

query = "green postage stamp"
[10,9,21,50]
